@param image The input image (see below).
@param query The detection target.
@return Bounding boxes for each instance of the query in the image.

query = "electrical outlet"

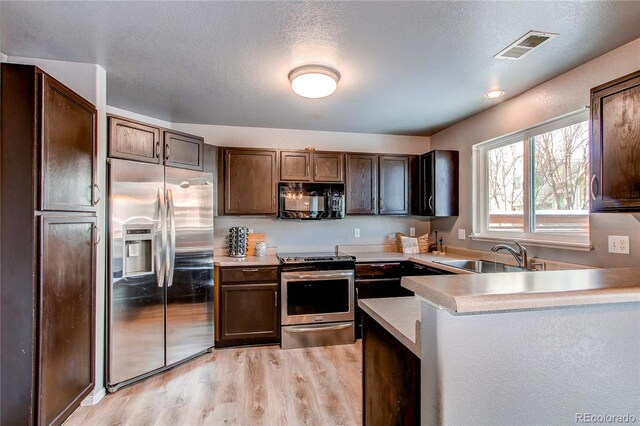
[409,227,416,237]
[248,229,254,234]
[608,235,629,254]
[354,228,360,238]
[458,229,466,240]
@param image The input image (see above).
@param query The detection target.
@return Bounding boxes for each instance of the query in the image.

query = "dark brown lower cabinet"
[216,266,280,347]
[39,215,96,426]
[363,313,420,426]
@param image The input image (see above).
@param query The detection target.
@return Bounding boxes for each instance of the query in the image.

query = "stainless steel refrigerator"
[107,158,214,391]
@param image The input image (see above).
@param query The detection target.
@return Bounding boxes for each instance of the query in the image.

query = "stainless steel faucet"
[491,241,528,268]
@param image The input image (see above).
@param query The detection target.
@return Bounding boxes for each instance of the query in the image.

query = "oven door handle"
[285,323,352,333]
[283,272,353,279]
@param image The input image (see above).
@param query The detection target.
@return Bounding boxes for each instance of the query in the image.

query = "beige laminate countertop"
[345,251,477,274]
[214,255,280,267]
[402,267,640,315]
[358,297,421,358]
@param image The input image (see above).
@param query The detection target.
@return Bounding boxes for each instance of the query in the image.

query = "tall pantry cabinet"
[1,64,98,426]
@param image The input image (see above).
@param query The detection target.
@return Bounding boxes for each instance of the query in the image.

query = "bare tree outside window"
[533,122,589,234]
[485,120,589,235]
[487,142,524,231]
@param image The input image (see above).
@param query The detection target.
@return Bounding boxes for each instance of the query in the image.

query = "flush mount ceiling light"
[483,89,505,99]
[289,65,340,99]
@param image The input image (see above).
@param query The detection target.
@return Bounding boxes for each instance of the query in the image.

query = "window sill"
[469,234,593,252]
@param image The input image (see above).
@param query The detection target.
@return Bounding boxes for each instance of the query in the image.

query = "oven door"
[281,270,355,325]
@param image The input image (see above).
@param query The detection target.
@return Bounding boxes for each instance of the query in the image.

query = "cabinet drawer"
[356,262,403,279]
[220,266,278,283]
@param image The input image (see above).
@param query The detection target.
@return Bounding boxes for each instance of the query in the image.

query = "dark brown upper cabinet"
[280,150,344,182]
[108,116,161,164]
[164,130,204,171]
[280,150,312,181]
[590,70,640,212]
[313,151,344,182]
[379,155,410,215]
[346,153,378,215]
[419,150,459,217]
[222,148,278,215]
[41,73,97,212]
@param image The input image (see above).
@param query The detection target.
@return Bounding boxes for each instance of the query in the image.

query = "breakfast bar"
[401,268,640,425]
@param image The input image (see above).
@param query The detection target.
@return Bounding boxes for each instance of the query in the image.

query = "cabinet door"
[419,152,435,216]
[164,131,204,171]
[590,71,640,212]
[346,154,378,215]
[280,150,311,181]
[219,283,279,343]
[313,151,344,182]
[224,148,278,215]
[41,74,97,212]
[39,215,95,426]
[108,116,161,164]
[379,155,409,215]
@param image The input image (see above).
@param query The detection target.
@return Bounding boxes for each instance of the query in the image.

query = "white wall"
[174,122,430,155]
[421,301,640,425]
[5,55,108,404]
[0,52,7,62]
[429,38,640,268]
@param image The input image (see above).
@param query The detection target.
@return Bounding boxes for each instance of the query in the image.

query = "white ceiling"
[2,1,640,136]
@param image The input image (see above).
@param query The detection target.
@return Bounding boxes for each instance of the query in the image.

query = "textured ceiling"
[2,1,640,136]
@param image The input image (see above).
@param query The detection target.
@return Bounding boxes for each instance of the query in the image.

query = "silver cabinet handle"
[93,184,101,205]
[166,188,176,287]
[428,195,433,210]
[590,174,598,200]
[272,196,276,208]
[314,163,318,177]
[155,142,160,158]
[165,143,170,161]
[306,163,310,177]
[242,268,259,273]
[93,225,101,246]
[156,188,166,288]
[286,323,352,333]
[274,290,278,307]
[283,272,353,280]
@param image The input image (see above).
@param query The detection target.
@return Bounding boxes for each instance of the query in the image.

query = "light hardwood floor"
[65,342,362,426]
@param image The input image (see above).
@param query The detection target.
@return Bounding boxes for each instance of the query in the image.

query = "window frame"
[472,109,592,251]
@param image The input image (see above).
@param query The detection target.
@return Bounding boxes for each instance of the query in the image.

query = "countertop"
[402,267,640,315]
[343,250,476,274]
[358,297,421,358]
[214,255,280,267]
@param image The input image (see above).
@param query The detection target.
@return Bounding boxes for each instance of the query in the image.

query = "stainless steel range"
[278,253,356,349]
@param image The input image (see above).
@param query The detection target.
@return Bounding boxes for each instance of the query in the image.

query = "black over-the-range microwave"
[278,182,345,219]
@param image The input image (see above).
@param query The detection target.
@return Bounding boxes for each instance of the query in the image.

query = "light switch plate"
[458,229,466,240]
[409,227,416,236]
[354,228,360,238]
[608,235,629,254]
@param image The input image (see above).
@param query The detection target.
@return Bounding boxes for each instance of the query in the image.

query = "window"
[473,109,590,249]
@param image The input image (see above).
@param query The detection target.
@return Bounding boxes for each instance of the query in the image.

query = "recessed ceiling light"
[484,89,505,99]
[289,65,340,99]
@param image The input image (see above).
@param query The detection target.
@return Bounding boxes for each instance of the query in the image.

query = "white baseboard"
[81,387,106,406]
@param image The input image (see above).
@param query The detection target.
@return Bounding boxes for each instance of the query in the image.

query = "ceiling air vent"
[494,31,559,60]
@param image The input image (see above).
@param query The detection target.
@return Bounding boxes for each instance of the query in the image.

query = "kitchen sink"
[433,260,533,274]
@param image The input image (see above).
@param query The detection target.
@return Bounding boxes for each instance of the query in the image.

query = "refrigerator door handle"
[156,188,166,287]
[166,188,177,287]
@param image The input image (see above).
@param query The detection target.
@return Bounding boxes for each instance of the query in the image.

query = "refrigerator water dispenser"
[123,225,154,276]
